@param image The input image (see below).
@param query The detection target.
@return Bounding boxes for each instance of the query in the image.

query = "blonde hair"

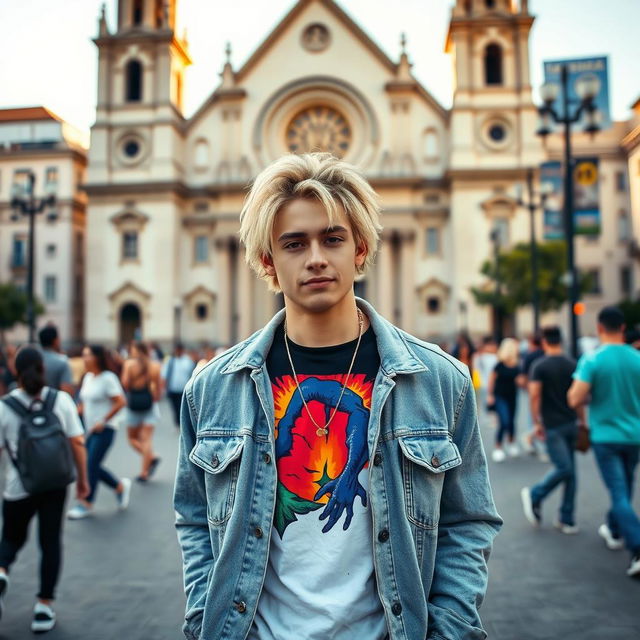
[497,338,520,367]
[239,153,382,292]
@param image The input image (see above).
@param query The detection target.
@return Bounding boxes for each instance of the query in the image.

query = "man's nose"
[306,240,328,269]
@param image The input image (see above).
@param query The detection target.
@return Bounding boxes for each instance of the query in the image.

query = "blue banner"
[541,158,601,239]
[543,57,611,131]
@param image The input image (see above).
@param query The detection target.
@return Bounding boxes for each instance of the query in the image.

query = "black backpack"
[1,389,77,494]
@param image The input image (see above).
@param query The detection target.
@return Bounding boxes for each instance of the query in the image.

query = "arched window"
[132,0,143,26]
[485,0,496,8]
[126,60,143,102]
[484,44,503,85]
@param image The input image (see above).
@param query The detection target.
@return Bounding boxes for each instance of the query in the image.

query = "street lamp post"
[11,172,56,343]
[516,168,551,334]
[536,64,601,358]
[490,227,503,344]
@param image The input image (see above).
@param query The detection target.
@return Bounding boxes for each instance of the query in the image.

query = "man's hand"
[91,421,105,433]
[533,421,545,441]
[76,478,90,500]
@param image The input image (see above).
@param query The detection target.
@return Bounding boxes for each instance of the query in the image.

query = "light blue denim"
[173,299,502,640]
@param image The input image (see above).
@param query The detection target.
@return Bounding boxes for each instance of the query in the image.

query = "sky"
[0,0,638,134]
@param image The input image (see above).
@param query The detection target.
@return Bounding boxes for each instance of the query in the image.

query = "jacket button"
[378,529,389,542]
[234,601,247,613]
[373,453,382,466]
[254,527,263,538]
[431,455,440,468]
[211,455,220,468]
[391,602,402,616]
[263,453,271,464]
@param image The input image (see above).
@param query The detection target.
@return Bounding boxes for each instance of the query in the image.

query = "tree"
[618,297,640,329]
[470,241,592,316]
[0,282,44,348]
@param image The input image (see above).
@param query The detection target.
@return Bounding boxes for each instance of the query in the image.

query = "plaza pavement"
[0,399,638,639]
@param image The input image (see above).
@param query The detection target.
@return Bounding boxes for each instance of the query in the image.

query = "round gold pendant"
[316,427,329,437]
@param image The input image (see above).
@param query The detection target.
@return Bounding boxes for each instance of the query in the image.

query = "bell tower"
[89,0,191,185]
[446,0,540,169]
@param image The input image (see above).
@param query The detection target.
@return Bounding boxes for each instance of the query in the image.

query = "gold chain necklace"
[284,308,364,437]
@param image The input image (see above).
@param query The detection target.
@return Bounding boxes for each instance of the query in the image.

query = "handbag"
[127,387,154,412]
[575,423,590,453]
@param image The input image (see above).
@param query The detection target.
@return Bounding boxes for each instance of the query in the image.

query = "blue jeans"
[530,422,577,525]
[495,395,516,445]
[592,442,640,554]
[86,427,120,504]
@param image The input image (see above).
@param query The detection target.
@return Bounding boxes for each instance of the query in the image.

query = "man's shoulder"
[399,331,471,383]
[186,340,249,395]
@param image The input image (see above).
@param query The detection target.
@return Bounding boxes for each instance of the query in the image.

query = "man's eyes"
[283,237,345,250]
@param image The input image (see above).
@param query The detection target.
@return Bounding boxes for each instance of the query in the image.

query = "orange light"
[573,302,586,316]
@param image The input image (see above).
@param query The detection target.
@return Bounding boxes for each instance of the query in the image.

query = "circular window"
[488,124,506,142]
[124,140,140,158]
[286,106,351,157]
[301,23,330,53]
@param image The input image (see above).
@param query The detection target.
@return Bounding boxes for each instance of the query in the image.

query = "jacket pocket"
[189,436,245,526]
[399,433,462,529]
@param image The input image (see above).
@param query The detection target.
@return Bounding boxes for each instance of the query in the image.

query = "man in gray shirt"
[38,325,74,396]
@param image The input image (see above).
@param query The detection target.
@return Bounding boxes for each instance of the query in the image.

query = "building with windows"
[622,98,640,298]
[85,0,636,347]
[0,107,88,344]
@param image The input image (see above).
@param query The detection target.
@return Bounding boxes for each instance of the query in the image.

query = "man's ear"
[355,243,367,268]
[261,253,276,277]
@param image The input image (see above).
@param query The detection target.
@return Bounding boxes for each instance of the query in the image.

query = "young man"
[161,344,195,428]
[38,325,75,397]
[568,306,640,578]
[521,326,584,534]
[174,153,502,640]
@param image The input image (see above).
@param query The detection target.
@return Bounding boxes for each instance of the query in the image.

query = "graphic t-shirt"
[249,323,387,640]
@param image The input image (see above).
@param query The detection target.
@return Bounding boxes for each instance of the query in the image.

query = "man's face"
[263,198,366,314]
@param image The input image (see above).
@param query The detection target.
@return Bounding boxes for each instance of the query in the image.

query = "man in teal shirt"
[568,306,640,578]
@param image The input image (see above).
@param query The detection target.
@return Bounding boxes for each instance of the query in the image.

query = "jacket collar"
[220,298,428,377]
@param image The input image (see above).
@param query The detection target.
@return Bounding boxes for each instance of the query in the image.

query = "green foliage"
[0,282,44,344]
[617,298,640,328]
[471,241,592,315]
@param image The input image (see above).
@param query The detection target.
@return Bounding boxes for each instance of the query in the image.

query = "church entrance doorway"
[119,302,142,346]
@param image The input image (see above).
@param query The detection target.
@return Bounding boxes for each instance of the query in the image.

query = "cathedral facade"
[85,0,633,347]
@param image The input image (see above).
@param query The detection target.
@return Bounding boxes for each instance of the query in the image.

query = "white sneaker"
[492,448,506,463]
[506,443,520,457]
[627,555,640,578]
[0,572,8,621]
[598,523,624,550]
[67,504,92,520]
[31,601,56,633]
[117,478,132,511]
[554,520,579,535]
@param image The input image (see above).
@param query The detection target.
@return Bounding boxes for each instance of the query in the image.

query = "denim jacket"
[174,299,502,640]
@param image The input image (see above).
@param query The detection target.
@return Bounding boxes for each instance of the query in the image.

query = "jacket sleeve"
[173,386,212,640]
[427,376,502,640]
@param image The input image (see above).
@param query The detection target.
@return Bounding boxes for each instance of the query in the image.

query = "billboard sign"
[543,56,611,131]
[541,158,601,239]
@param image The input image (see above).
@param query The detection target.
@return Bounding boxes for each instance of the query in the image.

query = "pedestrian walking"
[67,345,131,520]
[517,333,546,458]
[0,346,88,633]
[174,153,501,640]
[121,342,161,482]
[568,306,640,578]
[487,337,520,462]
[473,336,498,421]
[520,326,585,534]
[38,324,75,396]
[161,344,195,429]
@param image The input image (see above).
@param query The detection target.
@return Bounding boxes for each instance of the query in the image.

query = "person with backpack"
[121,342,161,482]
[67,345,131,520]
[0,346,88,633]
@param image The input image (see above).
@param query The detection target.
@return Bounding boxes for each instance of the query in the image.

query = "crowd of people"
[0,326,223,633]
[447,305,640,580]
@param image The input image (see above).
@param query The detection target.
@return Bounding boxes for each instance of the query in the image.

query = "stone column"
[215,237,231,345]
[376,232,393,320]
[400,230,416,333]
[237,246,253,340]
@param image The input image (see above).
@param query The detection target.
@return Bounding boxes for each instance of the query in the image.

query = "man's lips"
[301,277,335,287]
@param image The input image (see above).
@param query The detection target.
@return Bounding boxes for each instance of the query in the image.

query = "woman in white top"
[0,346,88,633]
[67,345,131,520]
